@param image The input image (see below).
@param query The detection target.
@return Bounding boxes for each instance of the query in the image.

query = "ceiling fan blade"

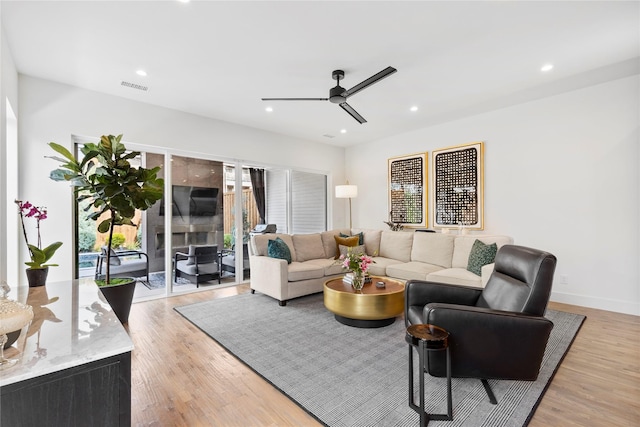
[261,97,328,101]
[340,102,367,124]
[343,66,397,98]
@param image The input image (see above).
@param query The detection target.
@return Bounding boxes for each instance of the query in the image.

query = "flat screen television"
[159,185,218,218]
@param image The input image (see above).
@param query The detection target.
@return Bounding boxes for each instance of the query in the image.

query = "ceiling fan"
[261,66,397,124]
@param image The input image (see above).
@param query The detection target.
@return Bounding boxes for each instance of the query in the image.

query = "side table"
[406,324,452,426]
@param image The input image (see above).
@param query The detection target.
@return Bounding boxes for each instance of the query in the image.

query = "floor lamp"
[335,183,358,230]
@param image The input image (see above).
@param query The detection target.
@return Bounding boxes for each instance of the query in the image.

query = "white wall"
[18,76,346,283]
[1,18,20,288]
[347,75,640,315]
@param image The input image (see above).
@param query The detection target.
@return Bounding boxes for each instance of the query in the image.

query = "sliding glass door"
[73,138,328,301]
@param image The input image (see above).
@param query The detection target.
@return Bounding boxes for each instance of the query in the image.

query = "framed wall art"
[432,142,484,230]
[388,152,427,228]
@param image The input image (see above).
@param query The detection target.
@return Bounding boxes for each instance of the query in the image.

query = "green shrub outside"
[78,217,97,253]
[110,233,126,249]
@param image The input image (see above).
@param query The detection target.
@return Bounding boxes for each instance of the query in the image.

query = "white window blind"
[265,169,288,234]
[291,170,326,234]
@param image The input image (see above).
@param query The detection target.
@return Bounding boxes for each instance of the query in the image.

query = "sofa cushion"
[268,238,292,264]
[287,262,325,282]
[386,261,443,281]
[368,257,403,276]
[185,244,214,265]
[306,258,345,276]
[292,233,326,262]
[333,235,360,259]
[466,239,498,276]
[451,235,513,268]
[176,260,219,276]
[410,232,455,268]
[104,259,147,275]
[378,231,413,262]
[427,268,483,287]
[339,231,364,245]
[339,244,366,257]
[252,234,297,261]
[320,229,350,259]
[352,228,382,256]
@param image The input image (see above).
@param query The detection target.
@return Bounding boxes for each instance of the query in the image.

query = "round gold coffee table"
[323,276,405,328]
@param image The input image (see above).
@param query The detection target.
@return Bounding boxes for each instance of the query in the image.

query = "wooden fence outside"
[223,189,260,235]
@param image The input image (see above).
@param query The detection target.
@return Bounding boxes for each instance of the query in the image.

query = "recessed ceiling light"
[340,129,347,134]
[265,106,273,112]
[136,69,147,77]
[177,0,190,3]
[541,64,554,72]
[410,106,419,112]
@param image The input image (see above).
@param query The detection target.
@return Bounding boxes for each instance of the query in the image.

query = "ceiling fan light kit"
[262,66,397,124]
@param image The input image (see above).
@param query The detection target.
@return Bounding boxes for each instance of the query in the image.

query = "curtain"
[249,168,266,224]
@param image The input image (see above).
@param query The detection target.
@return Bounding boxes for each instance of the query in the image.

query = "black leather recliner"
[404,244,556,403]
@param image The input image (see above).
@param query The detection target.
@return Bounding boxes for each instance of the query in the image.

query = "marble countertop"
[0,279,134,386]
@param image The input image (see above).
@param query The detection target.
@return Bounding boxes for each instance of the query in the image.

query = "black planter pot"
[26,267,49,287]
[99,278,136,324]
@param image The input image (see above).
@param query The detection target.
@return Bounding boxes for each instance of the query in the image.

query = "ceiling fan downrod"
[329,70,346,104]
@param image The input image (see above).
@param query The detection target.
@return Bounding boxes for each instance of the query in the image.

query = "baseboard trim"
[550,290,639,316]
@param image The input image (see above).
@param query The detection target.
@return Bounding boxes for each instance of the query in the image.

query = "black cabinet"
[1,352,131,427]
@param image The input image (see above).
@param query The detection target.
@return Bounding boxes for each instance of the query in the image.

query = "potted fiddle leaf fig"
[48,134,164,323]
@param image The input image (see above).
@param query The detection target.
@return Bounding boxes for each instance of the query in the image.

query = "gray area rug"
[139,271,193,289]
[175,293,585,427]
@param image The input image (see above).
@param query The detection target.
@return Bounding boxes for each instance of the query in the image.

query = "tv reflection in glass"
[159,185,218,219]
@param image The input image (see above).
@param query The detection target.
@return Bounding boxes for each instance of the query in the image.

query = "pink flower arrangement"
[16,200,62,269]
[339,249,374,276]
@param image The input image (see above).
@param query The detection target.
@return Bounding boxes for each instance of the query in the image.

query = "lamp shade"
[335,184,358,199]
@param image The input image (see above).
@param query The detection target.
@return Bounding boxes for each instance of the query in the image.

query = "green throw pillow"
[268,237,292,264]
[340,232,364,245]
[467,239,498,276]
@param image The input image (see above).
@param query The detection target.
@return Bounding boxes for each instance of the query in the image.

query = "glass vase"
[351,270,365,292]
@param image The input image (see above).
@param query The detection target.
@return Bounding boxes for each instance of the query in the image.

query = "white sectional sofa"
[249,228,513,306]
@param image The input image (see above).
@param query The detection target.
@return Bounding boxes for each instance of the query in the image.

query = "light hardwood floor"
[126,285,640,427]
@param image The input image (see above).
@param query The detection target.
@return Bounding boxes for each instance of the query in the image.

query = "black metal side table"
[406,324,453,427]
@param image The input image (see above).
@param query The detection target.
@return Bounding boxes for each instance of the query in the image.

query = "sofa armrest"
[249,255,289,301]
[481,263,495,287]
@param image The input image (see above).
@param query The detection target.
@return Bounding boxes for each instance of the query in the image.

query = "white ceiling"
[2,1,639,147]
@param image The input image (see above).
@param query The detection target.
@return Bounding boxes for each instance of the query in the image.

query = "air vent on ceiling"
[121,81,149,92]
[323,134,335,138]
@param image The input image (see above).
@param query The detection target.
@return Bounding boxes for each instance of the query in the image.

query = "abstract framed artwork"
[432,142,484,230]
[388,152,427,228]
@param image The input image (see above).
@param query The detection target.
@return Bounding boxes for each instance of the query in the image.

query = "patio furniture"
[95,247,149,283]
[174,245,221,287]
[221,243,250,278]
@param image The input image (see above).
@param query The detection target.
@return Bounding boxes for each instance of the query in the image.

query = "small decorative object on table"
[0,282,33,369]
[384,211,404,231]
[15,200,62,287]
[337,248,374,292]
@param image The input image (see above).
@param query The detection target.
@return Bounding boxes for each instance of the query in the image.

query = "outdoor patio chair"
[95,246,149,283]
[174,244,221,287]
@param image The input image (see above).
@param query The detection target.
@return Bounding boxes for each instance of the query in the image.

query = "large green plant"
[48,134,164,285]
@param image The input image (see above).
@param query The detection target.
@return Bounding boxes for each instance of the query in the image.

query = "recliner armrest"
[405,280,483,326]
[423,303,554,380]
